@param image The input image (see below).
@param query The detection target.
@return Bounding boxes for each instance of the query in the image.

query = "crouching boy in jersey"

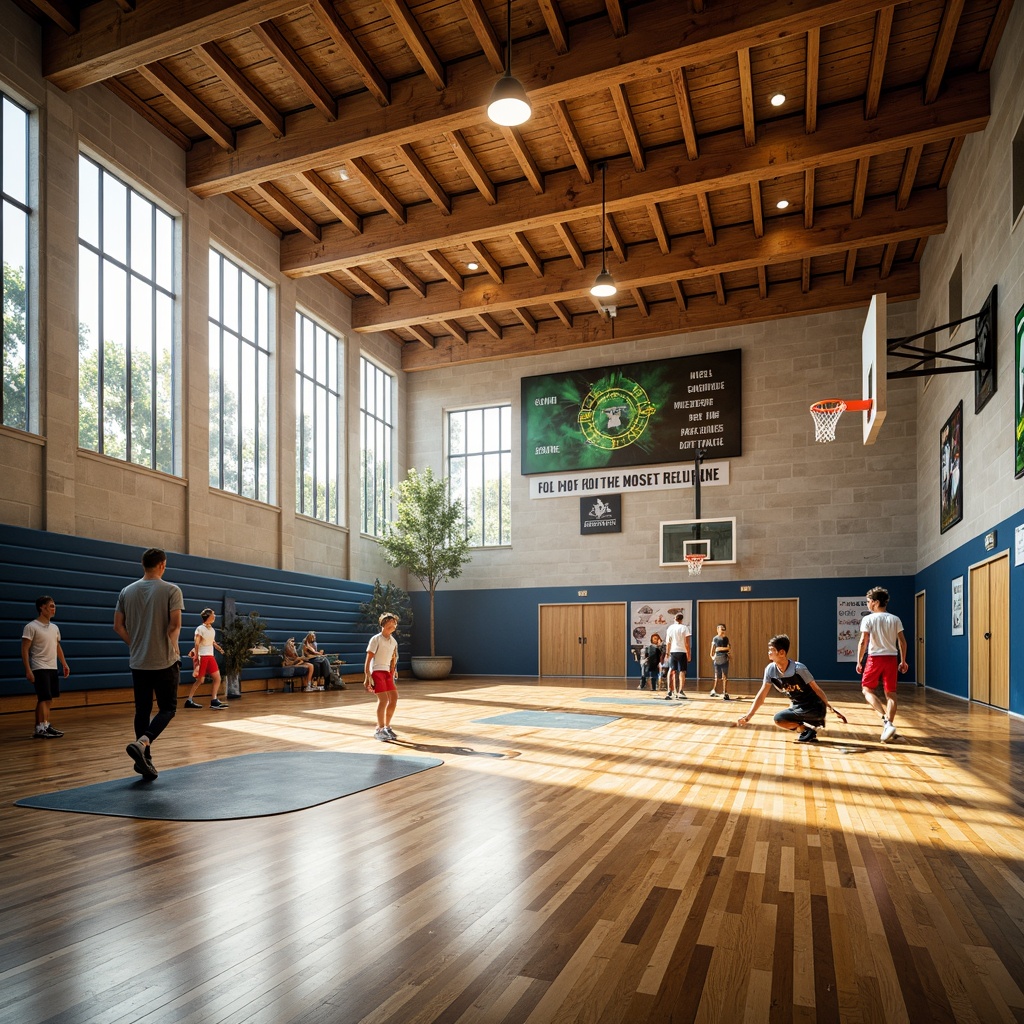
[736,634,846,743]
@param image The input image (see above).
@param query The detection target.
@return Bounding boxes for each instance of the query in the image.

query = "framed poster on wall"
[1015,301,1024,478]
[951,576,964,636]
[939,401,963,533]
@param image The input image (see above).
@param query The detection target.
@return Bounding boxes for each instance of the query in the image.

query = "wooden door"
[915,591,926,686]
[970,555,1009,709]
[583,603,627,677]
[540,605,583,676]
[539,603,626,677]
[696,599,799,680]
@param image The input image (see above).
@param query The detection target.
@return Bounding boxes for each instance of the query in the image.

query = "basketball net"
[810,398,872,443]
[685,553,706,576]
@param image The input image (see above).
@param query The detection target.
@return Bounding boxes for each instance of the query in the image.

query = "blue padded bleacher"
[1,524,379,698]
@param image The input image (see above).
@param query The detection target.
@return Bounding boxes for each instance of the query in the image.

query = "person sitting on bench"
[282,638,315,690]
[302,631,333,688]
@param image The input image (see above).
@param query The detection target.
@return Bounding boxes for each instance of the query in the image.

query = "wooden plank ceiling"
[32,0,1014,370]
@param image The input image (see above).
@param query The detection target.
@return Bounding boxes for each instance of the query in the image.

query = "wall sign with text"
[521,349,742,475]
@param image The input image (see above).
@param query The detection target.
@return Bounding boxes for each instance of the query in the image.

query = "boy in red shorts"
[184,608,227,710]
[364,612,399,741]
[856,586,908,743]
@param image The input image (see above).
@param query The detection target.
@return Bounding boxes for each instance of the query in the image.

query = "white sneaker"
[374,727,389,741]
[384,726,397,739]
[881,721,897,743]
[709,689,718,698]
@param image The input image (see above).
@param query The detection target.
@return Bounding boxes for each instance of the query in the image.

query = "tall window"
[2,93,32,431]
[209,249,271,502]
[448,405,511,546]
[360,356,393,536]
[78,155,177,472]
[296,311,342,523]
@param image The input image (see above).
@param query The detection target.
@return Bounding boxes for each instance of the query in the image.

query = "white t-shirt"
[366,632,398,673]
[195,622,216,656]
[666,621,690,653]
[861,611,904,657]
[22,619,61,670]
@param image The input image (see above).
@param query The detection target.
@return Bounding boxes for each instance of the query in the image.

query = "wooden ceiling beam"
[352,191,946,331]
[500,128,544,195]
[555,223,586,270]
[400,265,921,370]
[750,182,764,238]
[252,22,337,122]
[281,75,988,276]
[805,27,820,133]
[738,48,756,147]
[864,6,894,119]
[844,248,858,285]
[631,287,650,317]
[349,157,406,224]
[477,313,503,339]
[423,250,465,291]
[408,324,436,348]
[671,280,687,311]
[804,168,815,229]
[187,0,906,195]
[535,0,569,54]
[611,84,645,172]
[296,170,361,234]
[895,144,923,211]
[605,0,627,37]
[697,193,716,247]
[458,0,504,74]
[604,212,626,263]
[978,0,1013,71]
[384,257,427,298]
[43,0,303,87]
[512,307,539,334]
[801,257,811,292]
[552,100,593,185]
[550,301,573,328]
[445,130,497,205]
[309,0,389,106]
[342,266,388,305]
[924,0,966,104]
[195,42,284,139]
[26,0,77,34]
[713,274,726,304]
[382,0,446,90]
[441,320,469,344]
[103,79,192,150]
[398,144,451,215]
[938,136,964,188]
[670,67,700,161]
[137,63,235,151]
[880,241,898,278]
[647,203,670,255]
[852,156,870,218]
[466,241,503,284]
[227,192,282,237]
[511,232,544,277]
[251,181,320,240]
[757,265,768,299]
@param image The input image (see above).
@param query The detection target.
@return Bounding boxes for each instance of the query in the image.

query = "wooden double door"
[695,599,799,680]
[970,553,1010,709]
[539,603,626,677]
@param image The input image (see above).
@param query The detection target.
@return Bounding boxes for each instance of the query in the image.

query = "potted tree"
[358,578,413,645]
[219,610,272,698]
[378,468,471,679]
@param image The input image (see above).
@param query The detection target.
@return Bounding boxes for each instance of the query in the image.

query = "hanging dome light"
[590,163,617,297]
[487,1,531,127]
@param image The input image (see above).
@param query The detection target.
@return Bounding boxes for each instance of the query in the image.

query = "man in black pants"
[113,547,183,779]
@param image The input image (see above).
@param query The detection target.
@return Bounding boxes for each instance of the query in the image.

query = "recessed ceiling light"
[776,199,790,209]
[337,166,350,181]
[770,93,786,107]
[467,261,479,270]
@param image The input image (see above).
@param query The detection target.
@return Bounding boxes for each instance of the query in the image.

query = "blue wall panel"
[1,525,376,696]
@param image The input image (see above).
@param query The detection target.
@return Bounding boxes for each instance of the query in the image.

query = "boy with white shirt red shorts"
[364,613,399,741]
[856,586,908,743]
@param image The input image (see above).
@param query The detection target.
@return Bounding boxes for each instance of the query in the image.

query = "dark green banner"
[521,350,742,475]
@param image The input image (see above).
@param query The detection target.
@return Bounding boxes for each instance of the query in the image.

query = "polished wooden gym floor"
[2,679,1023,1024]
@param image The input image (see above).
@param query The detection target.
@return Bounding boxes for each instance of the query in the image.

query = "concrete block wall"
[405,301,919,590]
[914,0,1024,572]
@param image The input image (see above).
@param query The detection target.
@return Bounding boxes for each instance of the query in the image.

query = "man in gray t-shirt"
[114,547,183,780]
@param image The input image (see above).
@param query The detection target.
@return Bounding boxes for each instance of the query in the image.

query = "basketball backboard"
[862,293,887,444]
[660,518,736,566]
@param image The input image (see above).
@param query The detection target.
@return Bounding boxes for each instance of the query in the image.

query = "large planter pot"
[410,655,453,680]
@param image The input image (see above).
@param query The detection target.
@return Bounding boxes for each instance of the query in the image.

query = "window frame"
[359,355,394,537]
[77,152,179,473]
[295,309,343,525]
[447,402,512,548]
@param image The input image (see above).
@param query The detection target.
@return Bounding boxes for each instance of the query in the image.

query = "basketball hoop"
[810,398,872,443]
[685,553,707,576]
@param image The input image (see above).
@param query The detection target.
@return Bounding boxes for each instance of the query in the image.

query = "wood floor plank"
[3,680,1024,1022]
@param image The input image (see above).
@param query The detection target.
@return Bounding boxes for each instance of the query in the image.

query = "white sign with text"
[530,461,729,499]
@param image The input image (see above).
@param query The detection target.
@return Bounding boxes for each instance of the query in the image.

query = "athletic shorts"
[32,668,60,702]
[197,655,219,678]
[713,660,728,680]
[774,706,825,729]
[669,652,688,674]
[371,669,397,693]
[862,655,898,693]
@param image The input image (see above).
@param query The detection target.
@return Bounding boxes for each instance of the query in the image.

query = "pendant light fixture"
[590,163,617,297]
[487,0,532,127]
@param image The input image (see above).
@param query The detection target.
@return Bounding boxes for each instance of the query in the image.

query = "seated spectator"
[303,631,333,688]
[282,638,315,690]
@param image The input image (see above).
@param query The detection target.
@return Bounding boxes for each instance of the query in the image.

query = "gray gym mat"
[474,710,619,730]
[14,751,443,821]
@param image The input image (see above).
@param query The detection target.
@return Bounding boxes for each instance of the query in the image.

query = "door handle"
[984,632,991,640]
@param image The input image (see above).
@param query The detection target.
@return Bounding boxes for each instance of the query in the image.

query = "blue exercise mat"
[474,711,619,730]
[14,751,443,821]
